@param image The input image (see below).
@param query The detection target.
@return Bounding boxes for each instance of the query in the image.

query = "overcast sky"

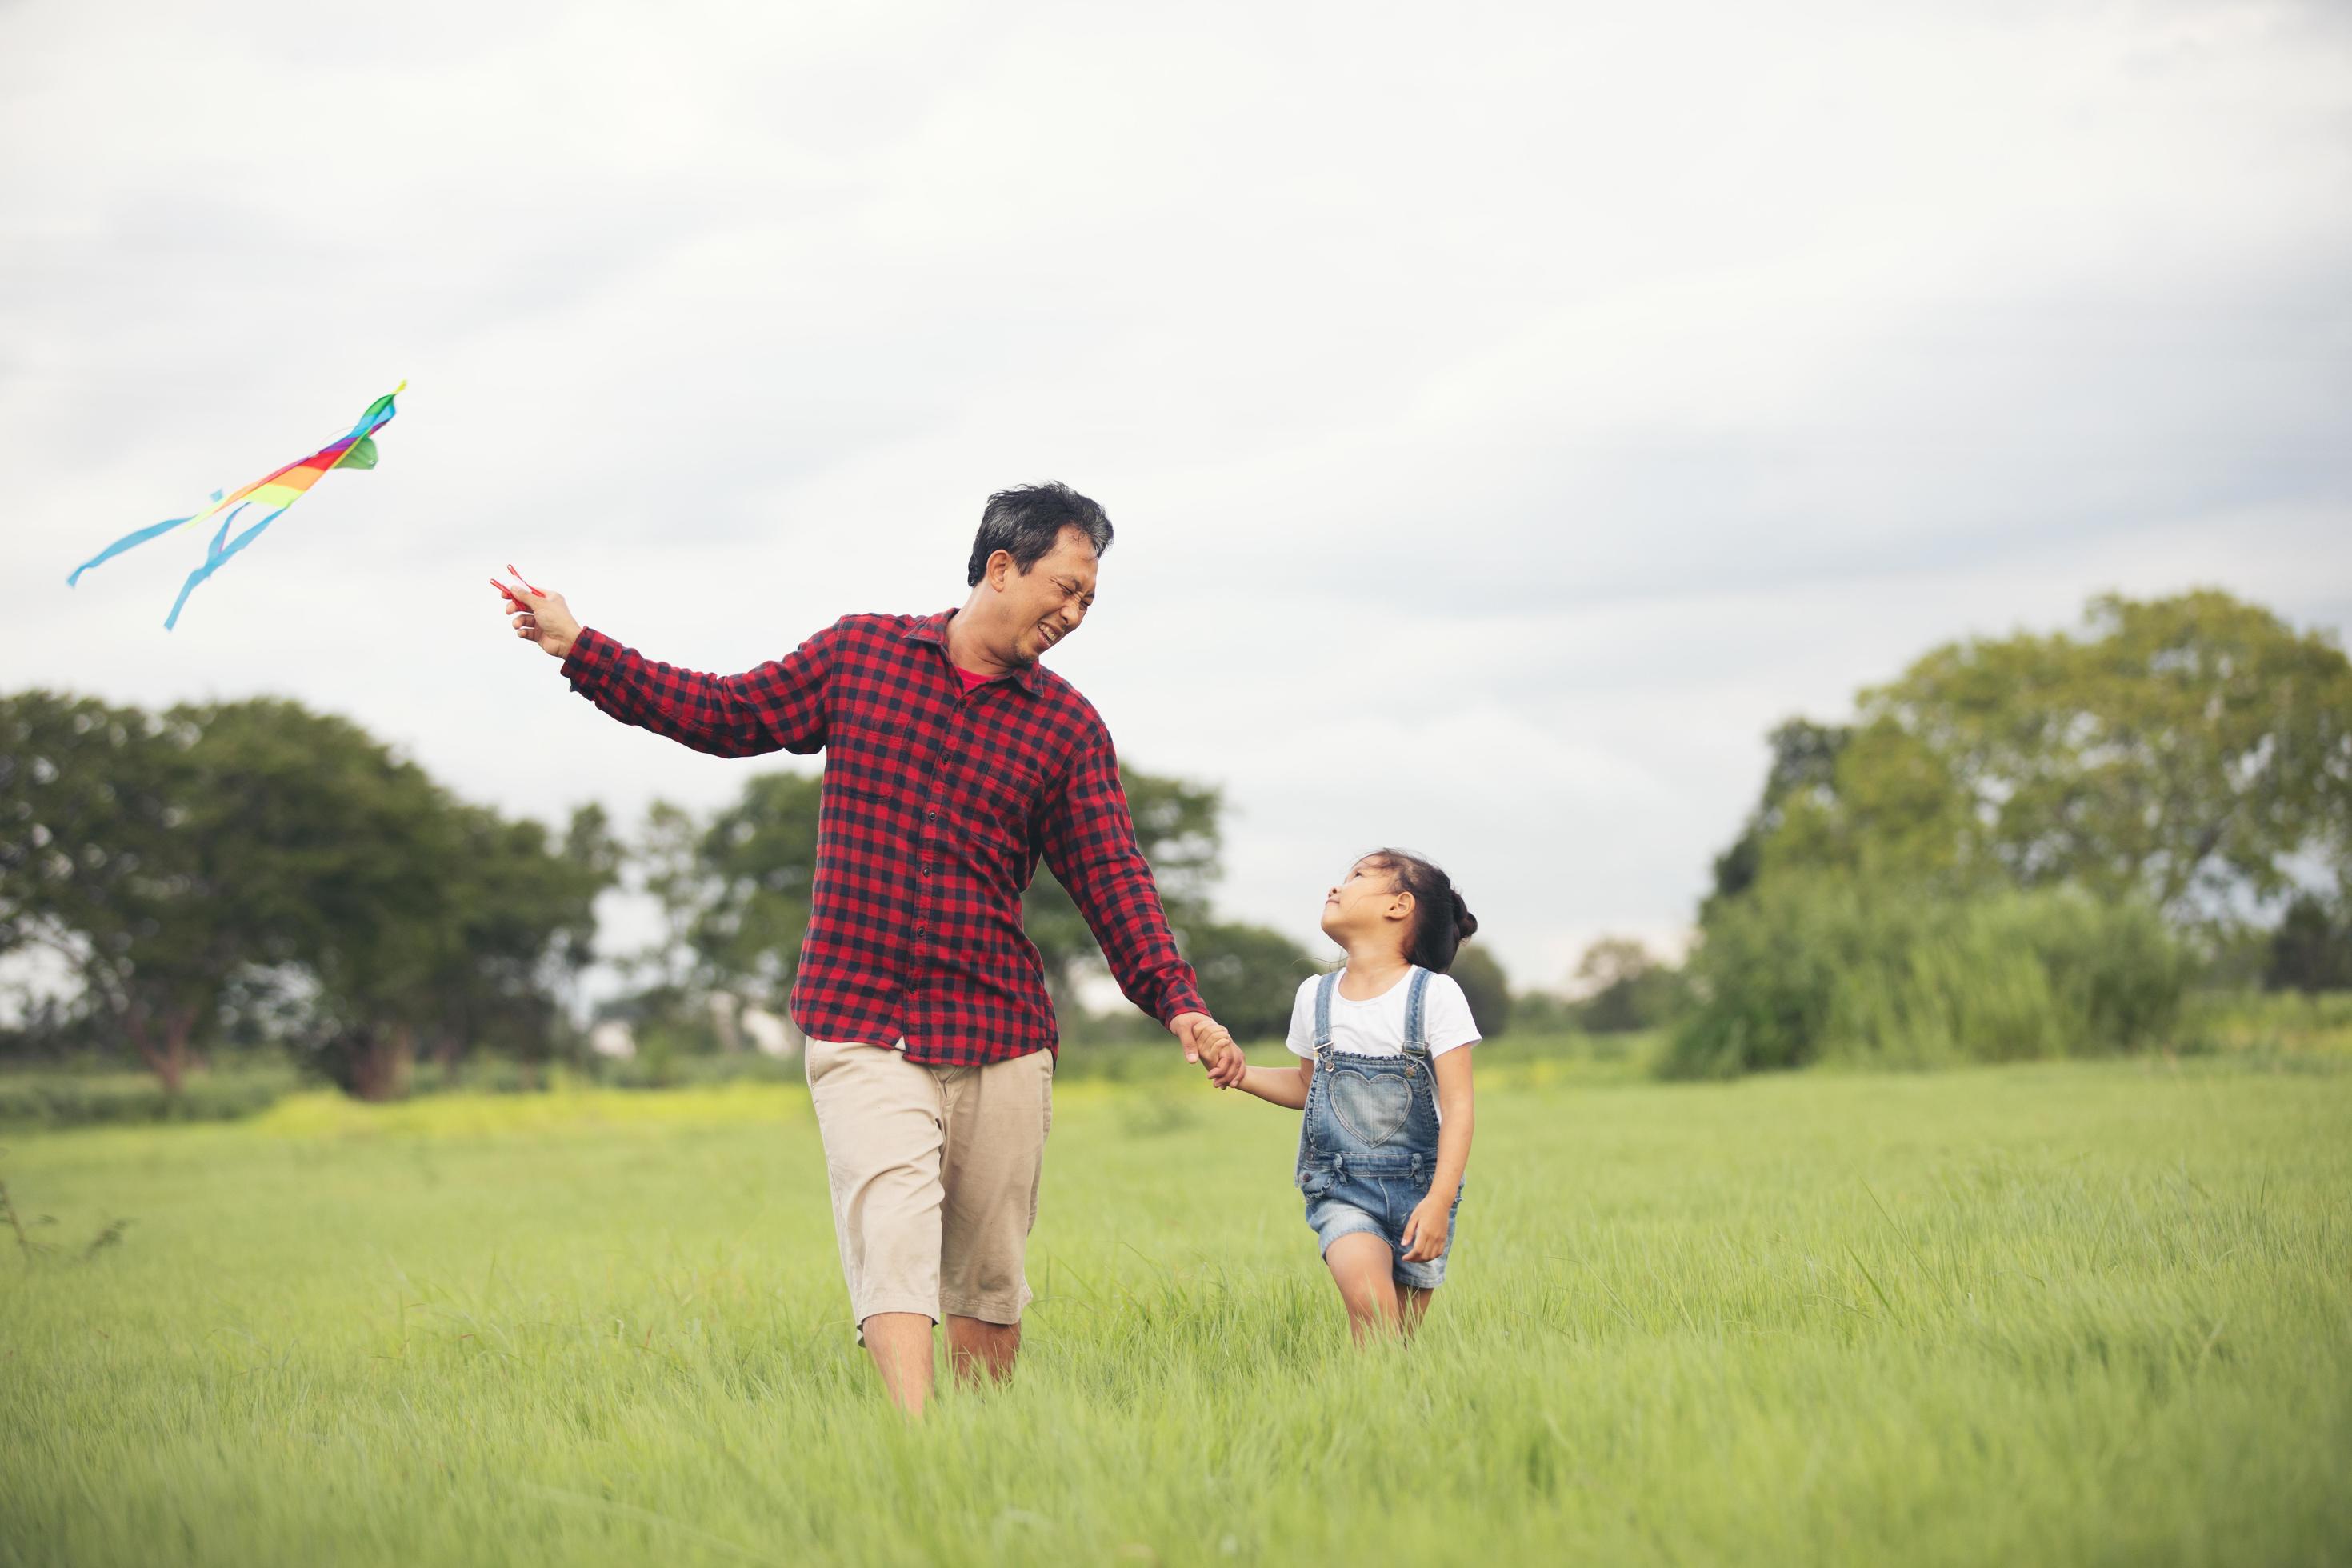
[4,0,2348,998]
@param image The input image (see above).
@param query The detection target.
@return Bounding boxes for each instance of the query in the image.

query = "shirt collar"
[904,608,1041,693]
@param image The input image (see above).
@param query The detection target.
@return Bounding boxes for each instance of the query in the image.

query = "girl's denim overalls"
[1295,966,1462,1289]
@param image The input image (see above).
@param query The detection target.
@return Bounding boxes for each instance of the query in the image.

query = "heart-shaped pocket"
[1329,1069,1410,1146]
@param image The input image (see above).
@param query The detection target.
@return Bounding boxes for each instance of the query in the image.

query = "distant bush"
[0,1064,299,1129]
[1662,882,2188,1078]
[585,1050,804,1091]
[2179,988,2352,1058]
[1563,940,1690,1034]
[2266,894,2352,992]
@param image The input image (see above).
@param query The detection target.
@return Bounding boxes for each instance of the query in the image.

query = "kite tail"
[162,504,286,630]
[65,494,225,587]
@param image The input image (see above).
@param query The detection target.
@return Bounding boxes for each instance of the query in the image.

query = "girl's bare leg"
[1399,1285,1436,1338]
[1324,1233,1404,1342]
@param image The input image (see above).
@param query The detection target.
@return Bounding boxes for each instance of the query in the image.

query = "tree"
[1706,719,1851,908]
[0,692,225,1091]
[1568,936,1683,1034]
[414,801,617,1073]
[1184,920,1314,1042]
[685,771,823,1013]
[1450,943,1513,1038]
[2,690,615,1098]
[177,699,463,1099]
[2267,893,2352,993]
[1860,590,2351,918]
[1717,591,2352,926]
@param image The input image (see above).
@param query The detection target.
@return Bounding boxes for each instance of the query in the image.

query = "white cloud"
[3,0,2347,994]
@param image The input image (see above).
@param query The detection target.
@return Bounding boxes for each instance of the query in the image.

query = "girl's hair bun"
[1450,890,1478,943]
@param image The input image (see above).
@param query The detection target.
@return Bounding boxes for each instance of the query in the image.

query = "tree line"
[1651,589,2352,1072]
[0,694,617,1096]
[6,586,2342,1098]
[6,692,1506,1098]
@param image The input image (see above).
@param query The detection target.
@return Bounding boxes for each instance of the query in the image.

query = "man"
[503,483,1233,1414]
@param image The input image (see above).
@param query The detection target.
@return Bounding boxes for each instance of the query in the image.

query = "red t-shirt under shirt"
[955,666,991,694]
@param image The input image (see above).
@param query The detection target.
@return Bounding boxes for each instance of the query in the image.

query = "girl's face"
[1321,855,1414,949]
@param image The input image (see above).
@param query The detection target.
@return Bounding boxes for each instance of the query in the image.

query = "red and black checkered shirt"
[561,609,1207,1066]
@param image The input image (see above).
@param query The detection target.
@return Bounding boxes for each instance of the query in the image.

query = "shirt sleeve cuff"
[1158,985,1210,1027]
[561,626,615,686]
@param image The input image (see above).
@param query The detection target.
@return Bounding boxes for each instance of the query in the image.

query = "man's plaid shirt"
[562,609,1207,1066]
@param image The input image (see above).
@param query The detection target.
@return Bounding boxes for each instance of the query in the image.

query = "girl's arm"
[1400,1047,1475,1262]
[1226,1058,1313,1110]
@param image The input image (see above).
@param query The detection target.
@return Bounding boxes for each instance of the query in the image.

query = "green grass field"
[2,1050,2348,1566]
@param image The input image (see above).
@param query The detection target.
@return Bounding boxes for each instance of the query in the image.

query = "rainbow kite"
[67,382,404,629]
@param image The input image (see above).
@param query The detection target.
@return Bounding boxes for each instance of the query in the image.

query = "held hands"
[492,566,581,659]
[1171,1012,1243,1086]
[1399,1192,1453,1264]
[1203,1035,1248,1090]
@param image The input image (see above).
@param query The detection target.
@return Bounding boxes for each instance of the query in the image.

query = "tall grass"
[1666,881,2187,1077]
[1,1054,2346,1566]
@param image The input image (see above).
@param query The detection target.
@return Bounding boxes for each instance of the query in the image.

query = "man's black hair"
[966,482,1114,587]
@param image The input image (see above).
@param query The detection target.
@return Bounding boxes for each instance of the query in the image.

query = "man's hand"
[1169,1012,1232,1070]
[498,581,582,659]
[1400,1191,1454,1263]
[1178,1018,1248,1088]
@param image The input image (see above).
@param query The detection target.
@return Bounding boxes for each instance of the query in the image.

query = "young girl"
[1207,849,1480,1341]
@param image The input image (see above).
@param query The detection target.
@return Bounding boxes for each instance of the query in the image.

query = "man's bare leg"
[1324,1234,1404,1343]
[946,1314,1021,1386]
[862,1312,935,1416]
[1400,1284,1436,1338]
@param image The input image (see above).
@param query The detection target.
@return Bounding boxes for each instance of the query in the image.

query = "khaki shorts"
[803,1035,1054,1330]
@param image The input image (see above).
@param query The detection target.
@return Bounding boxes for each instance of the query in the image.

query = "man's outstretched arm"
[505,583,831,758]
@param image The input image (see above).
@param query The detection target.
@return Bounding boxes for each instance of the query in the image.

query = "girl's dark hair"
[1363,848,1478,972]
[966,482,1114,586]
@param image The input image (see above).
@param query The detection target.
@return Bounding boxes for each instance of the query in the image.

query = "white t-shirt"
[1284,969,1482,1061]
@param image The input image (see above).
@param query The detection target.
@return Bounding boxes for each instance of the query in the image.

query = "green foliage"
[1707,718,1851,906]
[0,691,269,1092]
[1740,590,2352,920]
[2266,892,2352,993]
[175,701,612,1099]
[1182,920,1314,1042]
[645,771,823,1012]
[0,690,614,1100]
[1692,591,2347,1076]
[1,1061,2346,1563]
[0,1064,298,1129]
[1448,942,1514,1038]
[1566,937,1686,1034]
[1666,879,2187,1078]
[2179,987,2352,1058]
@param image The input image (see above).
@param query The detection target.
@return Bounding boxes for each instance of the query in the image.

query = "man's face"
[993,526,1099,664]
